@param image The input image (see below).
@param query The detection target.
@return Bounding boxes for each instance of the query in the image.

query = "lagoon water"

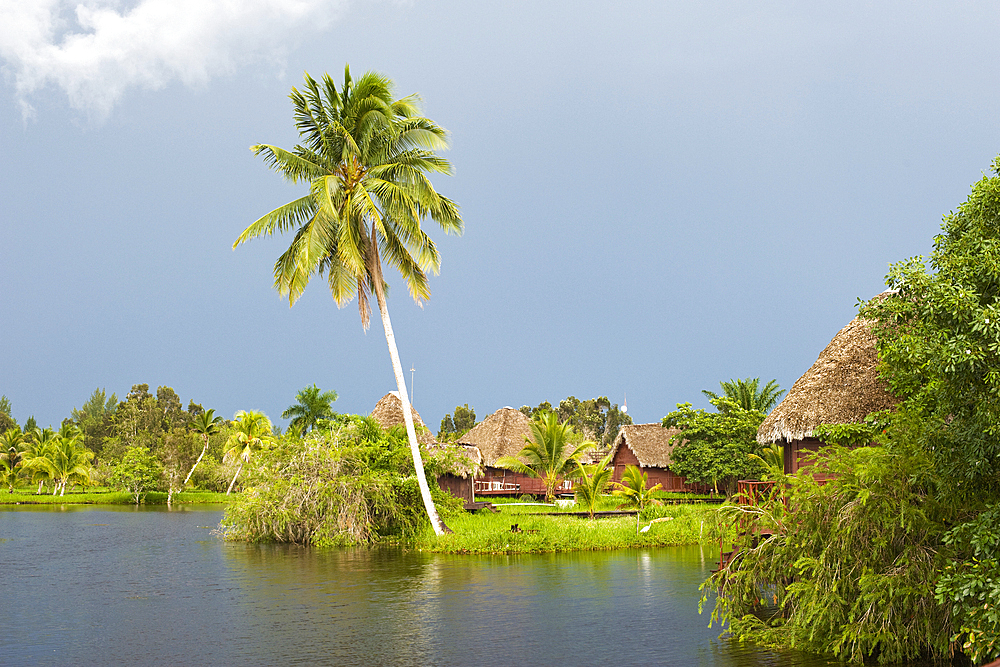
[1,505,832,666]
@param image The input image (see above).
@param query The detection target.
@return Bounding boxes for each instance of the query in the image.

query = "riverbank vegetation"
[703,156,1000,666]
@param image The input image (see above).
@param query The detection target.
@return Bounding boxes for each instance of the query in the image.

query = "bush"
[219,417,462,546]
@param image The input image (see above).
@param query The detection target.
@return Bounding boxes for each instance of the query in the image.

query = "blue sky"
[2,1,999,431]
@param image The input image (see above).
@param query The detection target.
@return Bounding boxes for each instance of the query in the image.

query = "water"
[1,505,834,666]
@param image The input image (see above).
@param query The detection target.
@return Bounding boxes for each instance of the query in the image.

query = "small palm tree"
[282,385,338,433]
[0,428,24,492]
[224,410,273,495]
[184,409,223,487]
[613,465,663,535]
[496,412,593,502]
[573,452,614,519]
[703,378,783,413]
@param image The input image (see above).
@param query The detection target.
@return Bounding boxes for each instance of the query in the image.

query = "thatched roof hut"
[607,424,684,468]
[369,391,437,445]
[457,407,532,466]
[757,313,899,444]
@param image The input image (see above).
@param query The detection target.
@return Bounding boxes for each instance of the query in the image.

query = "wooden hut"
[757,311,899,479]
[607,424,697,492]
[457,407,566,497]
[369,391,481,502]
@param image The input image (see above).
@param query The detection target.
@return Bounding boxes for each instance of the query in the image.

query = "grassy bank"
[0,488,231,505]
[416,502,728,554]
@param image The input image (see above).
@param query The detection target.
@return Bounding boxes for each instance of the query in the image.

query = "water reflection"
[1,506,850,666]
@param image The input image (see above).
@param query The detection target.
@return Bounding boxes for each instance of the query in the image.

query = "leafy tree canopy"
[519,396,631,448]
[438,404,476,441]
[282,384,338,433]
[662,397,766,495]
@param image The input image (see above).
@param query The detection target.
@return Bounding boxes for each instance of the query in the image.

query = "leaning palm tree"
[233,68,462,535]
[703,377,784,413]
[496,412,593,503]
[184,409,223,488]
[282,384,338,433]
[224,410,273,495]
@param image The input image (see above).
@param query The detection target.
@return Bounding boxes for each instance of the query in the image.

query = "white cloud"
[0,0,349,117]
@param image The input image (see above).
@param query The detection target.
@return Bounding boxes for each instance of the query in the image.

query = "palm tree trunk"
[183,437,210,487]
[226,462,243,495]
[375,293,451,536]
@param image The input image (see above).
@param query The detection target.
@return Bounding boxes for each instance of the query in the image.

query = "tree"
[702,377,783,414]
[613,465,663,534]
[0,428,23,492]
[573,452,614,519]
[282,384,338,433]
[71,388,118,456]
[185,409,223,487]
[224,410,273,495]
[110,446,163,504]
[233,68,462,535]
[520,396,631,448]
[48,425,95,496]
[662,398,767,496]
[496,412,592,502]
[438,404,476,441]
[21,426,59,494]
[0,395,15,433]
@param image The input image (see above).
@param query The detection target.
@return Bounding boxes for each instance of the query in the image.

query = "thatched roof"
[608,424,683,468]
[757,312,899,444]
[369,391,436,445]
[457,407,532,466]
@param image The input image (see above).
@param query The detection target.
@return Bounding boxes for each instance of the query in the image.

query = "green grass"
[0,487,231,505]
[416,502,729,554]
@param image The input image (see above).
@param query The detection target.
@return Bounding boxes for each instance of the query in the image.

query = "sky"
[3,0,1000,432]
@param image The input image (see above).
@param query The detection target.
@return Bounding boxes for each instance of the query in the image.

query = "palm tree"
[21,426,58,494]
[613,465,663,535]
[233,68,461,535]
[703,377,784,413]
[282,385,338,433]
[572,452,614,519]
[496,412,593,503]
[224,410,273,495]
[184,409,223,488]
[0,428,24,492]
[48,425,95,496]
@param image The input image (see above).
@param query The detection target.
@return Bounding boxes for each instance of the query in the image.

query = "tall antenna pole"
[622,392,628,414]
[410,365,415,405]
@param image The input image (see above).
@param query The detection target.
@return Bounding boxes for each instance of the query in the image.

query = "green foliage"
[936,505,1000,663]
[662,398,767,495]
[705,443,952,664]
[496,412,593,502]
[812,416,888,447]
[282,384,338,433]
[702,377,784,413]
[110,446,163,504]
[613,465,663,511]
[438,403,476,441]
[572,452,614,519]
[219,417,462,546]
